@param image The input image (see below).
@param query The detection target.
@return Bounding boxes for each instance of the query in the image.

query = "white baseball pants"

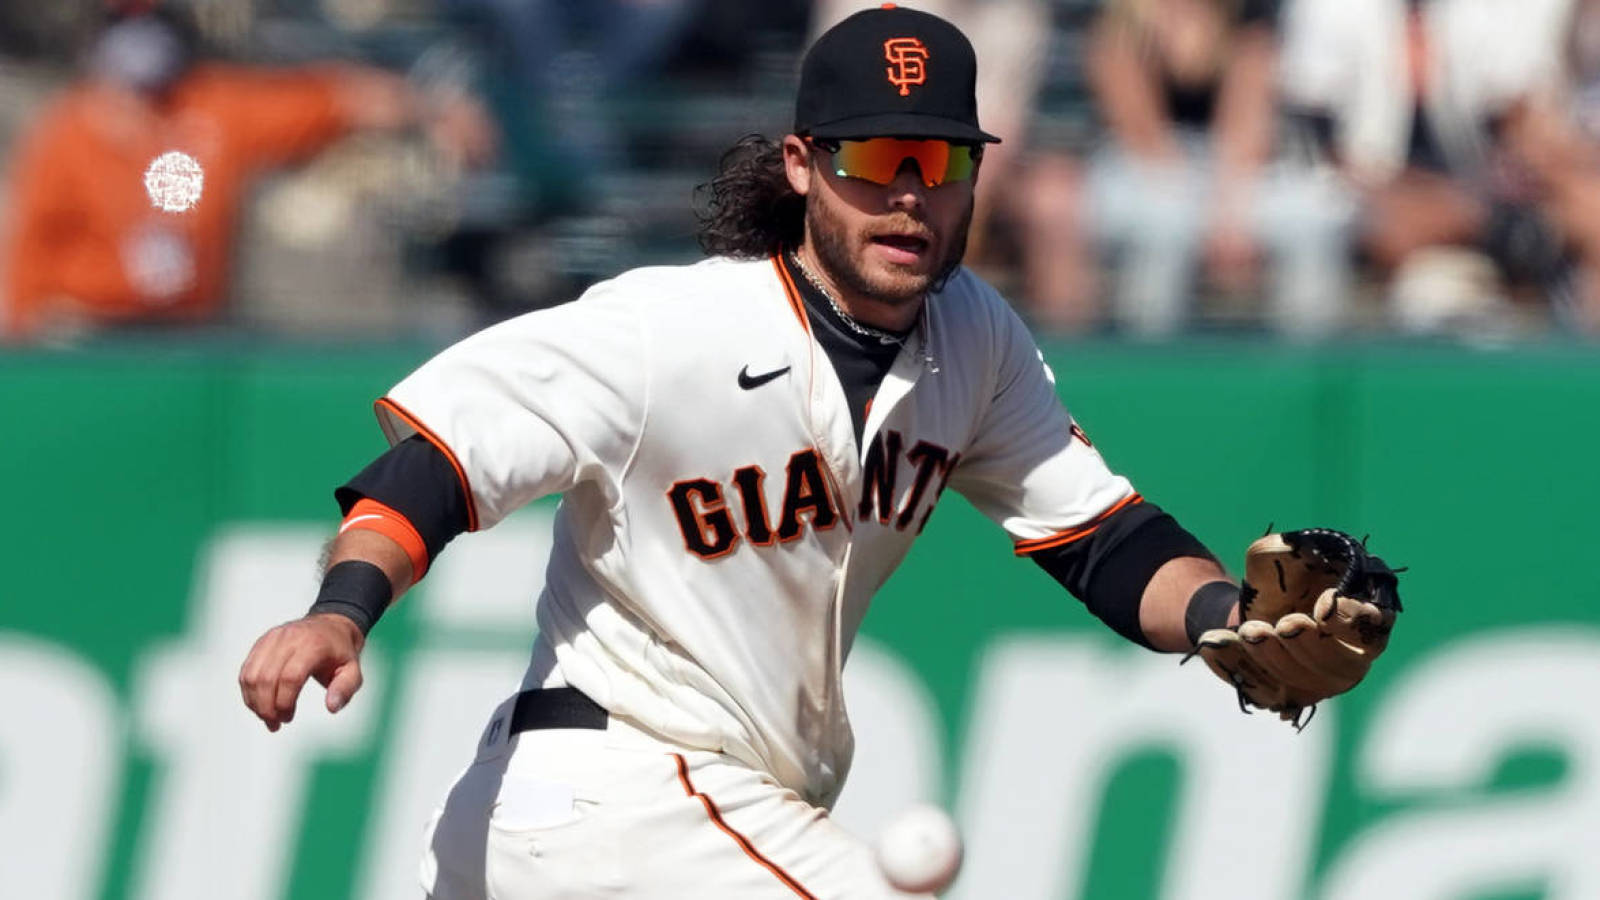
[420,696,934,899]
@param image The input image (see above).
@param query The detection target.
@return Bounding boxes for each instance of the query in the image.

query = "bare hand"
[1362,171,1486,268]
[239,613,366,731]
[331,66,414,132]
[424,94,499,170]
[1203,220,1259,293]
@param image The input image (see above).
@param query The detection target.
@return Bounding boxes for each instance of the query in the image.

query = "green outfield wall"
[3,339,1598,900]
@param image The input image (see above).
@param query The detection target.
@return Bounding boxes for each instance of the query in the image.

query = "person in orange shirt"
[1,5,493,341]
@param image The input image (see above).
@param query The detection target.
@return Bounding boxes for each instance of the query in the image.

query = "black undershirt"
[780,252,910,446]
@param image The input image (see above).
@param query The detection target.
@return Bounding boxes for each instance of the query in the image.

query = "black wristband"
[1184,580,1240,647]
[308,560,393,636]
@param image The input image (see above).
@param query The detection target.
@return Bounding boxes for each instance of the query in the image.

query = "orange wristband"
[339,498,431,581]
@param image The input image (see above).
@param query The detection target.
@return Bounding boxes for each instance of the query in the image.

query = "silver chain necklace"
[789,251,907,347]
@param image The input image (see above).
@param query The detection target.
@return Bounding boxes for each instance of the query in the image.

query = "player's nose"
[886,161,927,210]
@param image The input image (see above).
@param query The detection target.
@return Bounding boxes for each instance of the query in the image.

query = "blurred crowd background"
[5,0,1600,346]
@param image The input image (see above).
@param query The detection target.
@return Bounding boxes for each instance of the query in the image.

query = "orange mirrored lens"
[829,139,975,187]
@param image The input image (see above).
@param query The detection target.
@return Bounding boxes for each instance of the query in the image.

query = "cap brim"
[806,112,1001,144]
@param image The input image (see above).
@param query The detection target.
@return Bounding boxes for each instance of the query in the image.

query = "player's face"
[784,135,977,313]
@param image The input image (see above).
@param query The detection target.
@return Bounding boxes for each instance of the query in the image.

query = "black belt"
[510,686,608,733]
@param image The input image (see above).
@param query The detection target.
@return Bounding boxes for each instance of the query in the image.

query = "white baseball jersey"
[376,255,1135,806]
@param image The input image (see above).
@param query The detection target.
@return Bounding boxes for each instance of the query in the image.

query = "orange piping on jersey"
[770,255,810,331]
[672,754,818,900]
[772,255,850,535]
[1012,493,1144,556]
[373,397,481,532]
[340,498,431,581]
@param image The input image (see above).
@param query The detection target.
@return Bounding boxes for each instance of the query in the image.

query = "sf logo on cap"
[883,37,929,96]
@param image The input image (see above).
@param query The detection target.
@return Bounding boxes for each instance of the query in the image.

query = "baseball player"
[239,6,1398,897]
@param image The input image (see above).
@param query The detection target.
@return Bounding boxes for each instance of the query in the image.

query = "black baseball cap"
[794,4,1001,145]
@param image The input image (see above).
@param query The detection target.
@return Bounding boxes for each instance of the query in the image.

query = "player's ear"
[782,135,813,196]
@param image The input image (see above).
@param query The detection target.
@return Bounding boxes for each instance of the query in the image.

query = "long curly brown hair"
[695,134,805,259]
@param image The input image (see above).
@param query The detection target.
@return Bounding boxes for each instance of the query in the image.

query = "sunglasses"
[811,138,981,188]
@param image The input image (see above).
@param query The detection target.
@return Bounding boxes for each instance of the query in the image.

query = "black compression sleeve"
[335,435,470,559]
[1029,502,1215,649]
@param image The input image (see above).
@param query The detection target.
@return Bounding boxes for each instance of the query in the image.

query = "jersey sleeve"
[374,280,648,530]
[948,297,1139,553]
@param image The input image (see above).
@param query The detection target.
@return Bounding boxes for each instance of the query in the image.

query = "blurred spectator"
[1,2,493,343]
[1526,0,1600,333]
[440,0,704,200]
[1016,0,1353,338]
[1279,0,1580,336]
[379,0,711,320]
[1567,0,1600,139]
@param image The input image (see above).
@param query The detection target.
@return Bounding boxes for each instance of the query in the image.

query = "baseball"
[874,804,964,895]
[143,150,204,213]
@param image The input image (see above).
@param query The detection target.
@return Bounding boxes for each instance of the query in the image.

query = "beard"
[805,194,973,306]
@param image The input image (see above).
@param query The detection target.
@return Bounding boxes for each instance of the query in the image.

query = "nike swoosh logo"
[738,364,791,390]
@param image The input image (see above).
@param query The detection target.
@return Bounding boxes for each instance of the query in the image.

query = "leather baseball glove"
[1191,528,1403,729]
